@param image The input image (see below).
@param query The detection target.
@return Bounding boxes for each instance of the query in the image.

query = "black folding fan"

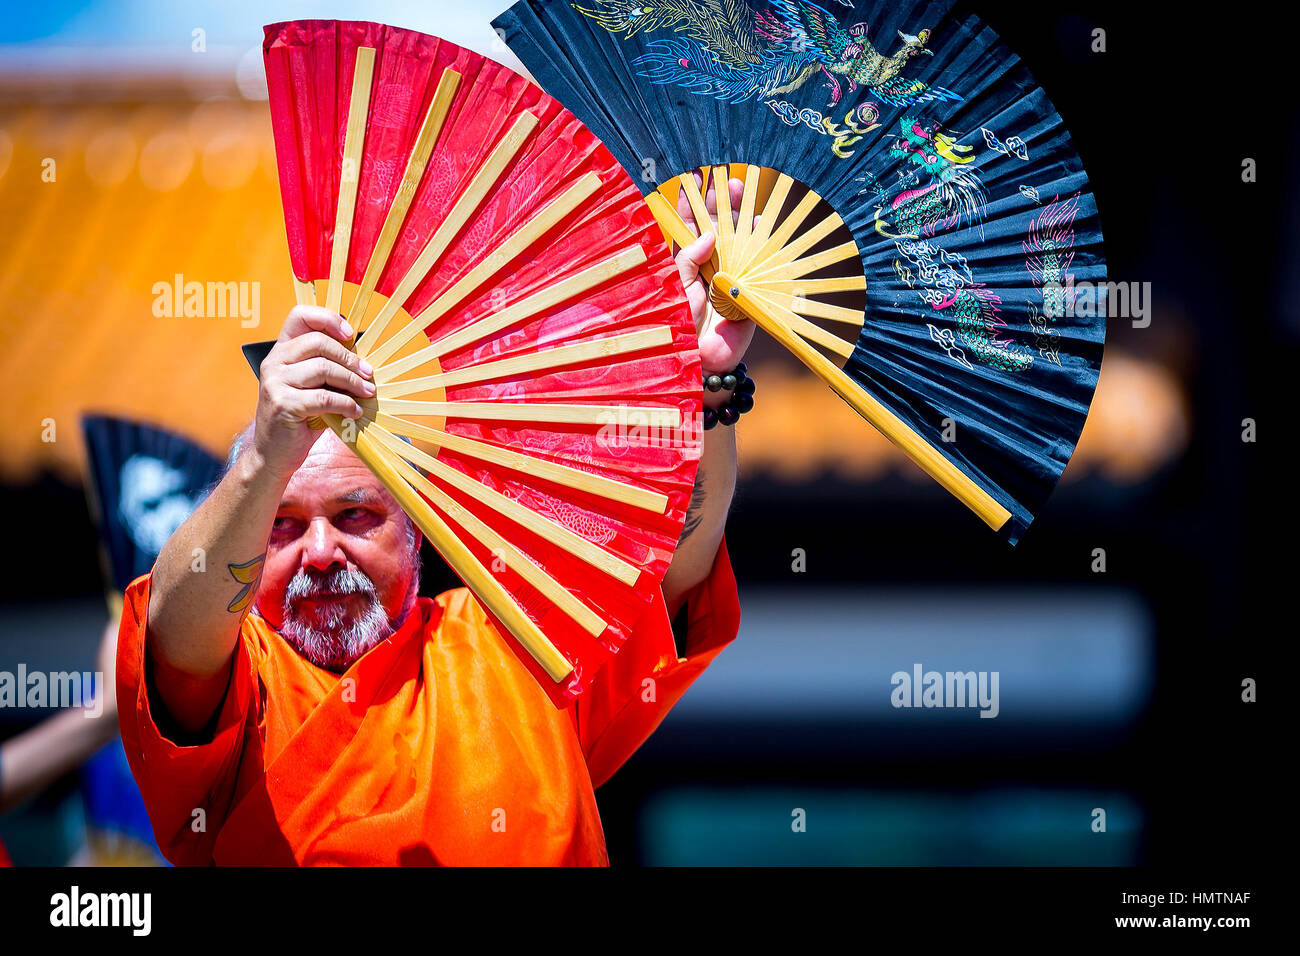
[495,0,1106,542]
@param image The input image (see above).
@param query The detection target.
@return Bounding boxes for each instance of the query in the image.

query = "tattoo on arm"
[679,468,707,544]
[226,554,265,613]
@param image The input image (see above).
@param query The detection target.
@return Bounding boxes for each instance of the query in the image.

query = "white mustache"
[285,567,377,605]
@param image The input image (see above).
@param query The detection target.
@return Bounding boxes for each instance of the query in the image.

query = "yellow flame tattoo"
[227,554,265,614]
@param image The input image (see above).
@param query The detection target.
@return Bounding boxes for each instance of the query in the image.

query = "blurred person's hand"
[95,618,119,719]
[0,619,123,814]
[252,306,376,481]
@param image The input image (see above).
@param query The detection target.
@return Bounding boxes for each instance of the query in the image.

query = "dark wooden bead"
[719,404,740,426]
[721,373,738,391]
[703,406,717,429]
[705,374,723,392]
[737,376,755,395]
[734,392,754,413]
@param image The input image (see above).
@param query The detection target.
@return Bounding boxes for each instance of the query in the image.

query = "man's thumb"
[676,230,716,286]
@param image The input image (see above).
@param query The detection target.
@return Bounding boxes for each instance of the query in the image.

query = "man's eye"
[272,517,299,533]
[336,507,386,534]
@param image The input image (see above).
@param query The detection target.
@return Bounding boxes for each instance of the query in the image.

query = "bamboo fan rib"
[370,411,670,512]
[496,0,1107,544]
[377,327,675,394]
[263,20,702,706]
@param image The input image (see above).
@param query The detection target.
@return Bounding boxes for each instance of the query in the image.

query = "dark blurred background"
[1,0,1284,866]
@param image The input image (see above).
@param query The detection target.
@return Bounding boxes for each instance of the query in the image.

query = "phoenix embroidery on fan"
[573,0,959,108]
[897,239,1034,374]
[1020,193,1081,366]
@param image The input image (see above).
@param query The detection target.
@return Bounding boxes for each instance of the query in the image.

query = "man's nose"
[301,517,347,572]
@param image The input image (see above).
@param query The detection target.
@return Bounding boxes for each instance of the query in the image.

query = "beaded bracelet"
[702,362,755,429]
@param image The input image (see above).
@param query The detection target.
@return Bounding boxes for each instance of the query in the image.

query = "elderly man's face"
[254,430,420,671]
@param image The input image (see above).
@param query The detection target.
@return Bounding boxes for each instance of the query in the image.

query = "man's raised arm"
[144,306,374,734]
[661,175,757,616]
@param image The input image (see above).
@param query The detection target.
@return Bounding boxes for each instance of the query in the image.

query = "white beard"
[278,563,418,672]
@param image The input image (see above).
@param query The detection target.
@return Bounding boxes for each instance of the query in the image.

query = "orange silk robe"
[116,542,739,866]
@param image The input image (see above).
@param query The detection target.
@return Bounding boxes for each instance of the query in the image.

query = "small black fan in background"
[80,415,224,605]
[78,414,223,865]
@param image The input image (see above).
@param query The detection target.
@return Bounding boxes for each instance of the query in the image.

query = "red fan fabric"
[263,21,701,706]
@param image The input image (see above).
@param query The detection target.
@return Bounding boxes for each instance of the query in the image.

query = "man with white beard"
[223,423,423,675]
[116,212,750,866]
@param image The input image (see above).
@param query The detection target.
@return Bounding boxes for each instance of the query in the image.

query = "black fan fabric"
[81,415,224,593]
[496,0,1106,542]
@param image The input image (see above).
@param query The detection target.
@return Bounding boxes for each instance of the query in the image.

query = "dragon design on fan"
[1022,193,1082,366]
[898,239,1034,374]
[874,115,985,239]
[575,0,957,108]
[536,496,621,546]
[1024,193,1080,321]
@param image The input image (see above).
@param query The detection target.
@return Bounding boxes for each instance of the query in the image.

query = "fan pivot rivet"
[729,286,739,297]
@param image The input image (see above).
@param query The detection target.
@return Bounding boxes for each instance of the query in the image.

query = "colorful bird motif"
[767,1,951,106]
[574,0,958,108]
[573,0,767,67]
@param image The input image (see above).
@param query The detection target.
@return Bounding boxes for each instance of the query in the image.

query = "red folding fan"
[261,20,702,706]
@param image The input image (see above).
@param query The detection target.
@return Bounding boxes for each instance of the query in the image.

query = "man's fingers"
[676,170,709,230]
[280,331,373,378]
[282,356,376,400]
[708,177,744,225]
[676,231,716,332]
[261,323,375,426]
[278,304,356,346]
[675,176,694,230]
[295,389,366,421]
[701,176,743,218]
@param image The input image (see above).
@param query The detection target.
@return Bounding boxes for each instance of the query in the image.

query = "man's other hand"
[673,174,757,376]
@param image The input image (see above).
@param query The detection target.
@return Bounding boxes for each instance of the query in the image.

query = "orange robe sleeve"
[115,572,260,866]
[575,537,741,789]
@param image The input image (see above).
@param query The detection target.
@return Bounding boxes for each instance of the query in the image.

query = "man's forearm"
[145,445,286,728]
[662,420,737,616]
